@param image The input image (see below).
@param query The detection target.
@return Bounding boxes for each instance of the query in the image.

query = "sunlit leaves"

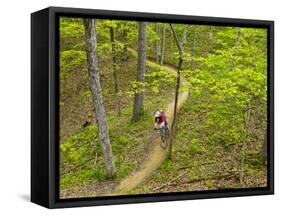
[185,26,267,146]
[60,17,84,39]
[60,50,86,79]
[60,125,99,165]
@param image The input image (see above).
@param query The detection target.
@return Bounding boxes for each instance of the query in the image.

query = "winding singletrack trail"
[110,50,189,195]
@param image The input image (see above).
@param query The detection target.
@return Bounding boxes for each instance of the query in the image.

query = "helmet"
[155,111,161,117]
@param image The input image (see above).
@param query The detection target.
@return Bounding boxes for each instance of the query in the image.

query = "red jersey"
[161,112,166,122]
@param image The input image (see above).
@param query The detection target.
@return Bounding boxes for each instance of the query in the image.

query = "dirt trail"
[110,53,189,195]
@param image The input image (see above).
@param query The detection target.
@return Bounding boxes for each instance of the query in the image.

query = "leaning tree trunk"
[109,26,121,115]
[83,19,116,177]
[160,23,166,65]
[168,24,184,160]
[155,23,159,64]
[132,22,147,122]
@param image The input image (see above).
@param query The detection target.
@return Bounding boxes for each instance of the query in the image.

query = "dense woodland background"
[59,17,268,198]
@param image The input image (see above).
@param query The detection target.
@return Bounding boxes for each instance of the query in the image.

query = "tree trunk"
[160,23,166,65]
[83,19,116,177]
[169,28,173,63]
[180,25,188,54]
[168,24,184,160]
[122,28,128,61]
[109,26,121,115]
[132,22,146,122]
[155,23,159,64]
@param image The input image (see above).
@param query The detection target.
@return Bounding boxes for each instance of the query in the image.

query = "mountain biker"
[154,109,168,130]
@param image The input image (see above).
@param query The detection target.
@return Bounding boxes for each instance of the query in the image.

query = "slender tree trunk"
[83,19,116,177]
[155,23,159,64]
[109,26,121,115]
[190,26,198,69]
[132,22,146,122]
[122,28,128,61]
[169,28,173,63]
[180,25,188,54]
[168,24,184,160]
[160,23,166,65]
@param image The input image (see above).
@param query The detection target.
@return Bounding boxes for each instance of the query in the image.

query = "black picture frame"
[31,6,274,209]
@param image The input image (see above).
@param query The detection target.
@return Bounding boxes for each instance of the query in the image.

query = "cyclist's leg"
[163,121,168,137]
[154,122,157,130]
[160,125,165,137]
[165,120,169,129]
[157,117,160,129]
[154,117,159,129]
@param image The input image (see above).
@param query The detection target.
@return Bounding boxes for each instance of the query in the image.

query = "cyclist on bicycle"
[154,109,168,130]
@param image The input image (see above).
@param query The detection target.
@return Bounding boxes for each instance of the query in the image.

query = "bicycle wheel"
[160,138,167,148]
[160,135,166,143]
[165,128,169,138]
[160,127,168,148]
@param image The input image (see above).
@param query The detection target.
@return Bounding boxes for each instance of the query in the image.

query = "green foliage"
[60,17,84,38]
[95,20,137,53]
[126,80,148,95]
[187,169,196,181]
[60,50,86,79]
[125,57,176,96]
[188,138,206,155]
[145,64,177,91]
[60,125,99,165]
[59,17,87,79]
[60,17,85,52]
[60,166,108,188]
[185,27,267,146]
[205,179,214,189]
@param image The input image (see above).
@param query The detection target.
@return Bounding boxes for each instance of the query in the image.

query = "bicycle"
[159,124,169,148]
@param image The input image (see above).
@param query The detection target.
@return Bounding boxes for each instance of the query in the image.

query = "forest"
[59,17,268,198]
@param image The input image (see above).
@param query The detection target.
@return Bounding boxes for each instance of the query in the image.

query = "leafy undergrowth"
[59,53,174,198]
[129,95,267,195]
[60,106,149,198]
